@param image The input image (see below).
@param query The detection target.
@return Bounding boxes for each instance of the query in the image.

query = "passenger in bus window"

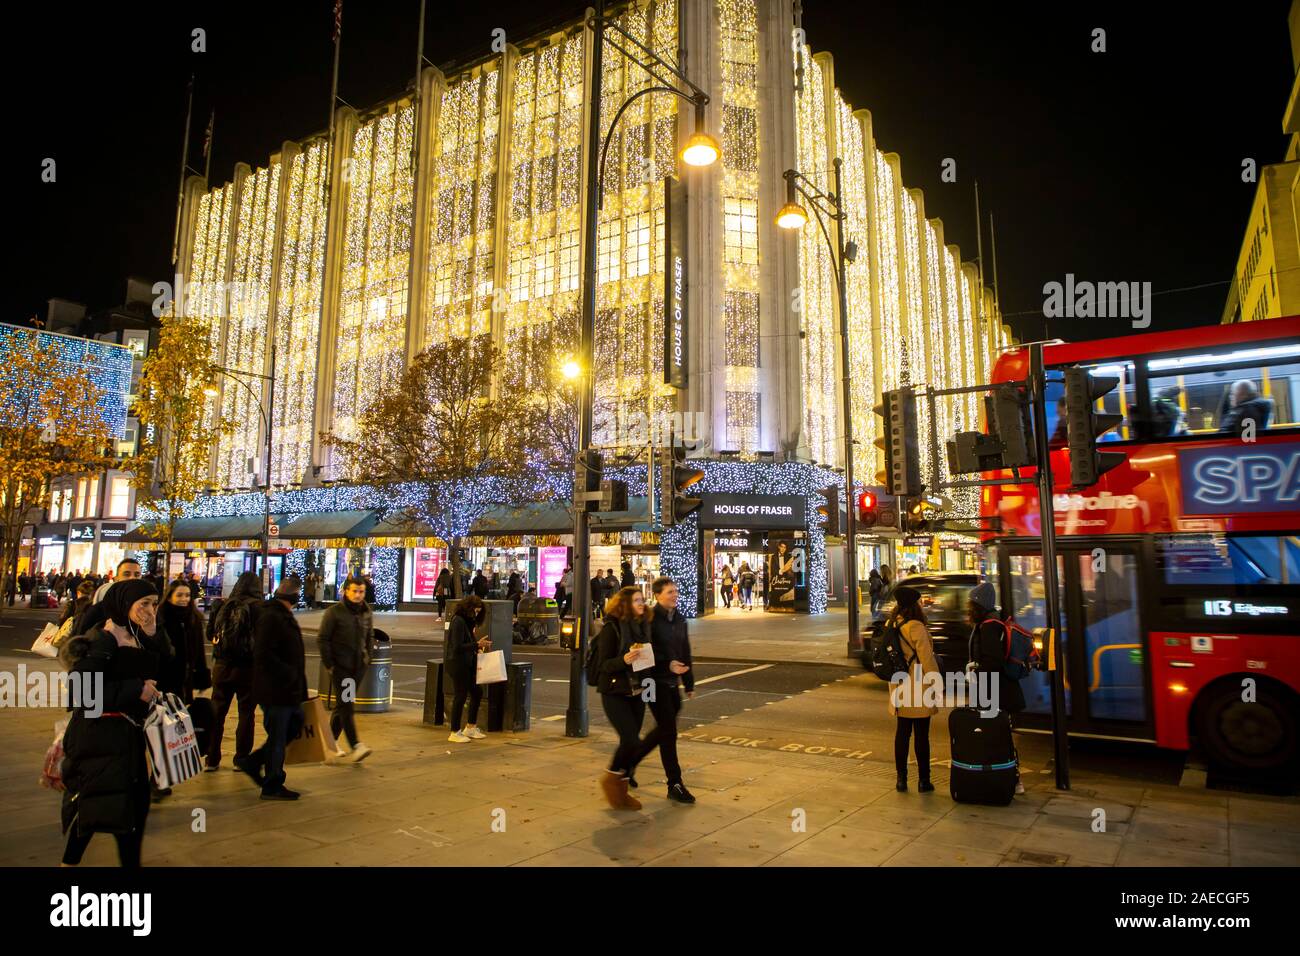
[1150,386,1188,438]
[1219,379,1273,435]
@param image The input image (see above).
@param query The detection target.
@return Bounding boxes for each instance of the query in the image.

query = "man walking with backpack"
[318,575,374,762]
[206,571,262,773]
[966,581,1026,795]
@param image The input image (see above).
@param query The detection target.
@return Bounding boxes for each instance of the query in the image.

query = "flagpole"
[413,0,425,174]
[203,111,215,184]
[171,75,195,272]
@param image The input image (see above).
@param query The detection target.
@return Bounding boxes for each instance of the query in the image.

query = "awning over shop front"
[278,510,379,540]
[119,515,279,544]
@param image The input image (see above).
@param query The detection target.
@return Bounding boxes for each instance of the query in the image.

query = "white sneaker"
[347,742,373,762]
[1015,780,1026,795]
[448,731,470,743]
[464,727,486,740]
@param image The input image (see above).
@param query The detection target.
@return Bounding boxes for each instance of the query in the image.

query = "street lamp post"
[566,1,719,738]
[776,159,860,656]
[206,365,275,591]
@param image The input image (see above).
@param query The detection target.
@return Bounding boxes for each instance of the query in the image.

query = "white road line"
[540,714,566,721]
[544,679,568,683]
[693,663,774,686]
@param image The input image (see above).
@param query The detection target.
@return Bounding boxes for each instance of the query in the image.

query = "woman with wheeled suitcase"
[886,586,942,793]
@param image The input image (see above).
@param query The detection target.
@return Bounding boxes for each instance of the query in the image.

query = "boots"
[600,771,641,810]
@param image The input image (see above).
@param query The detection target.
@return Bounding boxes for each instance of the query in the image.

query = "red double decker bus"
[982,315,1300,772]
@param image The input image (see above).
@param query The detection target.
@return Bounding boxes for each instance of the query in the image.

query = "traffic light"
[660,443,704,527]
[989,384,1036,469]
[575,448,602,512]
[873,386,922,497]
[948,384,1035,474]
[599,479,628,512]
[876,494,898,529]
[857,489,879,528]
[816,485,840,536]
[1063,366,1126,489]
[903,496,928,533]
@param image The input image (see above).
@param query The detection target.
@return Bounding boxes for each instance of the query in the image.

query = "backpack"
[998,617,1039,681]
[584,624,605,686]
[869,620,916,681]
[211,599,254,663]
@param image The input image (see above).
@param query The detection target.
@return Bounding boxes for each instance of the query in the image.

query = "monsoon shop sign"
[1178,441,1300,515]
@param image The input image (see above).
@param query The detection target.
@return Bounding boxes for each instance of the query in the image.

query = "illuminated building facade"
[167,0,1011,613]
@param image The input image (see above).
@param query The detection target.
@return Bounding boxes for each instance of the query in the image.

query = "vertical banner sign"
[664,176,688,389]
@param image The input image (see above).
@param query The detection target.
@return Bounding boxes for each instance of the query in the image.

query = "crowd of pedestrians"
[54,559,386,867]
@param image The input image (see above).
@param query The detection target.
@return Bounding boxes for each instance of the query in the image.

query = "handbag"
[142,693,203,789]
[476,649,508,685]
[31,623,59,658]
[39,719,69,791]
[286,695,339,764]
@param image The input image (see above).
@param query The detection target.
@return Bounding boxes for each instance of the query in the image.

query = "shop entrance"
[710,530,765,612]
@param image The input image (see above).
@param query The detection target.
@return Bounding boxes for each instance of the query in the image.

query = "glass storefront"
[65,542,94,574]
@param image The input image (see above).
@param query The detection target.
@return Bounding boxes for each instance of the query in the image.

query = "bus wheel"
[1194,679,1299,773]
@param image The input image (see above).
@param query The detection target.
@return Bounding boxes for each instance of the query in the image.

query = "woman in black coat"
[594,586,652,811]
[443,595,491,743]
[160,579,212,704]
[59,579,164,868]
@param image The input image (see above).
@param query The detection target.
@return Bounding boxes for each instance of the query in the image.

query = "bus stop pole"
[1029,343,1070,790]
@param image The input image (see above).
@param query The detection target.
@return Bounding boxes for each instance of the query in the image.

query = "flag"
[333,0,342,42]
[202,110,214,158]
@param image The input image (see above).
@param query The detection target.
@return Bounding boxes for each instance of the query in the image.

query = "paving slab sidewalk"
[296,604,855,666]
[1,650,1295,867]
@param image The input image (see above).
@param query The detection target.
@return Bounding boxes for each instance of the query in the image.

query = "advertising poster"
[412,548,443,600]
[765,533,808,613]
[538,546,568,598]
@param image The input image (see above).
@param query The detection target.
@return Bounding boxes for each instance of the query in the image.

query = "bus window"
[1146,347,1300,437]
[1076,552,1145,722]
[1157,534,1300,586]
[1008,553,1070,717]
[1047,362,1137,444]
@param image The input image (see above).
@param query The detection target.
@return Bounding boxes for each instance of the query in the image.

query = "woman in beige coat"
[886,585,942,792]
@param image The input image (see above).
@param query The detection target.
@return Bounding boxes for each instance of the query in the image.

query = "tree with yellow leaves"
[0,328,116,616]
[124,316,232,568]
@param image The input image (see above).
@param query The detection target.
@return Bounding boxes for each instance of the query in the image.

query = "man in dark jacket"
[629,576,696,804]
[966,581,1025,794]
[205,570,262,772]
[247,574,308,800]
[1220,379,1274,436]
[318,575,374,763]
[471,570,490,598]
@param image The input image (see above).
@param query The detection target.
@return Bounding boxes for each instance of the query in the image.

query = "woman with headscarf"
[59,579,164,867]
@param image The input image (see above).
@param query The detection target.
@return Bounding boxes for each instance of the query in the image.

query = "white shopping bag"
[30,623,59,658]
[143,693,203,788]
[476,649,508,685]
[630,642,655,672]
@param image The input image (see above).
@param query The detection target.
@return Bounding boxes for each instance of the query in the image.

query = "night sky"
[10,1,1294,343]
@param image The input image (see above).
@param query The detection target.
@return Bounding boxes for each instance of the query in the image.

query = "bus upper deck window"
[1147,345,1300,436]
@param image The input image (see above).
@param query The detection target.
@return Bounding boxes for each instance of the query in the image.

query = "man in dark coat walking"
[318,575,375,763]
[246,575,308,800]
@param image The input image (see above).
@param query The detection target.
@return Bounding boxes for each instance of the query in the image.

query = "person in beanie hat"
[246,574,308,800]
[886,585,942,792]
[967,580,1026,793]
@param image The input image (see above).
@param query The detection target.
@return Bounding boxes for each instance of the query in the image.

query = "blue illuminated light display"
[0,323,133,438]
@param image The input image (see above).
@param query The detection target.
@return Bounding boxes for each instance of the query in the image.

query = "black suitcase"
[948,707,1017,805]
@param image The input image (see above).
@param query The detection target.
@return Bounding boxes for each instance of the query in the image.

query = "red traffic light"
[857,490,877,511]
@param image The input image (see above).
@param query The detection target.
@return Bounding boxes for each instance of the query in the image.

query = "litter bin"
[320,628,393,713]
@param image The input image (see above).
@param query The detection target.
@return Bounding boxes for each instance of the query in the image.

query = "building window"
[597,220,621,284]
[59,485,73,522]
[624,211,652,279]
[108,476,131,518]
[558,230,580,292]
[724,197,759,265]
[75,477,99,519]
